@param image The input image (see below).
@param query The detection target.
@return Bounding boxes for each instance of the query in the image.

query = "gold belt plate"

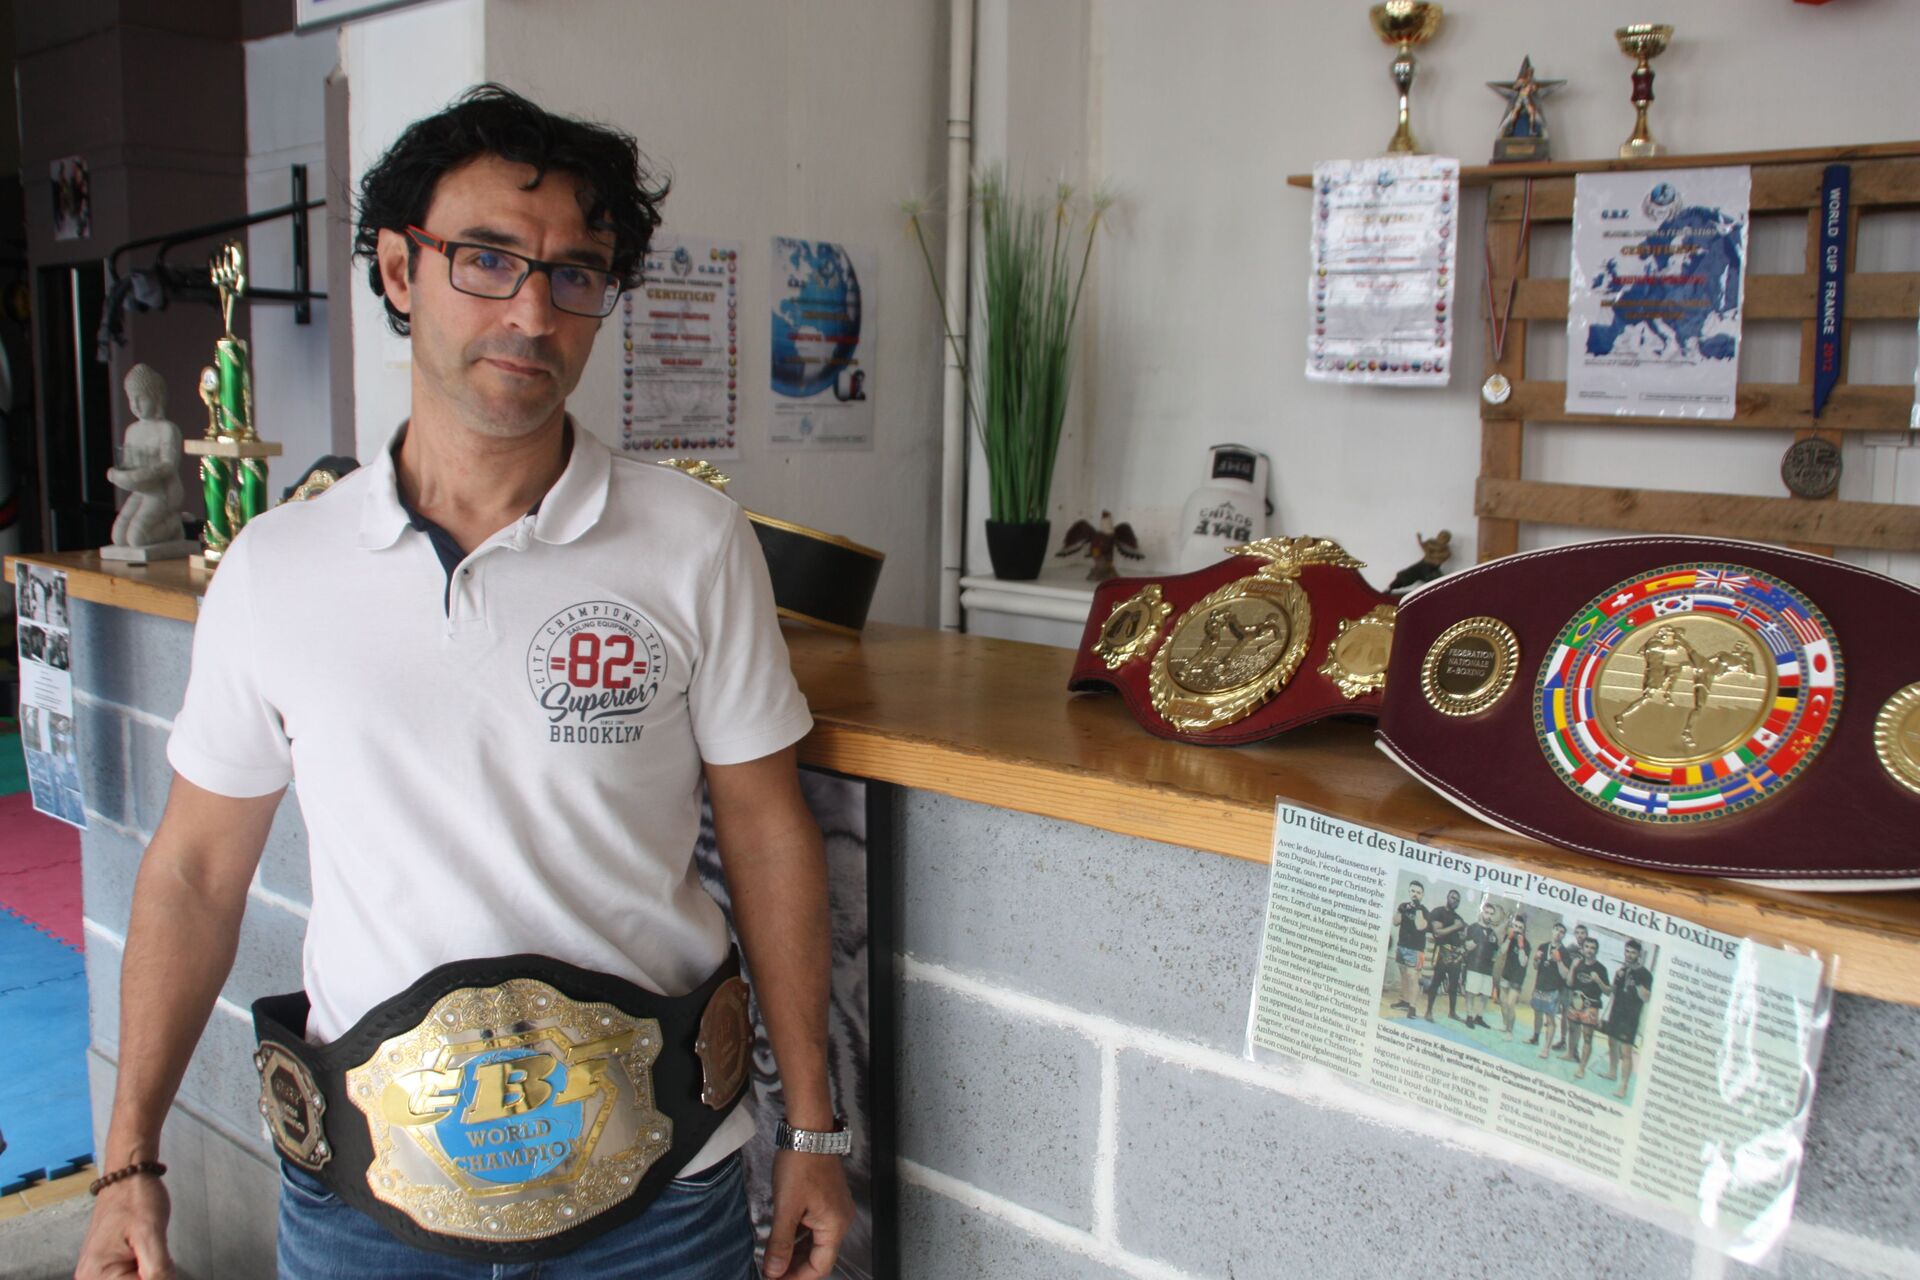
[343,979,671,1244]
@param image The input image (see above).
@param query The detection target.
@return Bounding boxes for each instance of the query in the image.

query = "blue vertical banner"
[1812,165,1849,419]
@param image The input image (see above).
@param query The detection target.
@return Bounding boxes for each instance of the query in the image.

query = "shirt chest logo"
[526,602,667,745]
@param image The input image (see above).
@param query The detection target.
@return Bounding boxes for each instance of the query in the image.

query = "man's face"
[1552,926,1565,942]
[1479,905,1495,924]
[377,154,614,441]
[1446,891,1460,909]
[1583,940,1598,958]
[1626,944,1642,963]
[1409,885,1423,903]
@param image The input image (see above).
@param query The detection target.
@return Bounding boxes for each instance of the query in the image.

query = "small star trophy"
[1615,24,1674,159]
[1369,2,1444,155]
[184,242,281,569]
[1488,56,1564,163]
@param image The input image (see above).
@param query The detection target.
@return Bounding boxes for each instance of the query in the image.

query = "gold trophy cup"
[1370,2,1444,155]
[1615,24,1674,159]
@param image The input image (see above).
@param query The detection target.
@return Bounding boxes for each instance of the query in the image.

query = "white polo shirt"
[168,426,813,1169]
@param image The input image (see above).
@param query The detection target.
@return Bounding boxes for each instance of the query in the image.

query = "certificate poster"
[769,237,874,450]
[15,565,86,827]
[1306,156,1459,386]
[1566,166,1751,419]
[1247,803,1828,1263]
[619,235,741,457]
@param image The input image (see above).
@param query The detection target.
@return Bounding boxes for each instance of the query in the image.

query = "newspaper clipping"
[1248,802,1828,1261]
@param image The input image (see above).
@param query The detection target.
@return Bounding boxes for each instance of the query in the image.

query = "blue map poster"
[769,237,875,451]
[1566,167,1751,419]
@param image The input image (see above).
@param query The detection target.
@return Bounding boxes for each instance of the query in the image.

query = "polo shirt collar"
[356,419,612,551]
[532,423,611,545]
[357,436,409,550]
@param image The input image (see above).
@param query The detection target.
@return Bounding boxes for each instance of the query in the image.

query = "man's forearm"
[722,823,836,1129]
[99,777,281,1166]
[102,853,251,1165]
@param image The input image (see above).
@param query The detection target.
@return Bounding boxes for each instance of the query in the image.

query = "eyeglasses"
[406,226,622,318]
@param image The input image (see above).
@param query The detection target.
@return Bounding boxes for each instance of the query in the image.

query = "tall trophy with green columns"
[184,242,281,568]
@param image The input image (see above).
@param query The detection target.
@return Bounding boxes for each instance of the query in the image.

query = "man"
[1599,940,1654,1100]
[1553,924,1592,1052]
[77,86,851,1280]
[1493,912,1530,1041]
[1422,889,1467,1022]
[1460,900,1502,1031]
[1389,880,1430,1016]
[1529,922,1568,1053]
[1564,936,1611,1081]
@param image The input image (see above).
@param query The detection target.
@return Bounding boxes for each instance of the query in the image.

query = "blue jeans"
[276,1152,757,1279]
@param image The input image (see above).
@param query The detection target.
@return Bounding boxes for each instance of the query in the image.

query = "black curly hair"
[354,84,668,336]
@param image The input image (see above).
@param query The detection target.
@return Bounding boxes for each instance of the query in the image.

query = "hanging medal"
[1481,179,1534,407]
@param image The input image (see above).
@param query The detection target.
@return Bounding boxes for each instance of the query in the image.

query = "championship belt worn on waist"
[251,953,753,1262]
[1068,537,1398,745]
[1376,536,1920,886]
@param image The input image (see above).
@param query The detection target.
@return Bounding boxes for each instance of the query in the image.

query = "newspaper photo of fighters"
[1381,871,1658,1104]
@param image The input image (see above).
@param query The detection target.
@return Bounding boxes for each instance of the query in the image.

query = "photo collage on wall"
[16,564,86,827]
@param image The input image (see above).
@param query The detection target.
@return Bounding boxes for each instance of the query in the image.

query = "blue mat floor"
[0,904,93,1193]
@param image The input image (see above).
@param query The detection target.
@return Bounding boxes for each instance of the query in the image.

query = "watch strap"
[774,1117,852,1156]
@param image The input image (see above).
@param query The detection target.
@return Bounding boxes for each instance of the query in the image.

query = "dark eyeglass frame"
[406,225,623,318]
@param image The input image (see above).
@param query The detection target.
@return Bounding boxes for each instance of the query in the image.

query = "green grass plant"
[907,169,1107,523]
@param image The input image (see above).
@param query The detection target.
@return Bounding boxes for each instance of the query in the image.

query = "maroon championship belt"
[1068,537,1398,745]
[1376,536,1920,887]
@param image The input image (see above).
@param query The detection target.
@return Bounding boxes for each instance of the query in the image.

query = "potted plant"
[909,170,1108,580]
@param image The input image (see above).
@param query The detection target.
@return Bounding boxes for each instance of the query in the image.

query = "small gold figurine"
[1389,529,1453,593]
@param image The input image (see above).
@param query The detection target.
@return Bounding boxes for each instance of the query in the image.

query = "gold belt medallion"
[1320,603,1397,699]
[1093,584,1172,671]
[1533,563,1842,824]
[1149,537,1364,732]
[695,976,752,1110]
[1420,617,1521,717]
[256,1041,330,1172]
[1874,683,1920,796]
[343,980,671,1244]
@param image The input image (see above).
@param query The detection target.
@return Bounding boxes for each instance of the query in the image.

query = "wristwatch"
[774,1117,852,1156]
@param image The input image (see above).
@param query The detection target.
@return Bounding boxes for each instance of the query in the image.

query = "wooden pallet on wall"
[1473,141,1920,562]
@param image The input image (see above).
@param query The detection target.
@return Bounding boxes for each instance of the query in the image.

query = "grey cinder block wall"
[70,600,1920,1279]
[890,793,1920,1280]
[74,602,297,1280]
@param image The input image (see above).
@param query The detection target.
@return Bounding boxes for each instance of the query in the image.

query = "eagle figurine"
[1057,510,1144,581]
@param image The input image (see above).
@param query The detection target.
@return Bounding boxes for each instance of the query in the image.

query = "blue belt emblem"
[435,1048,585,1185]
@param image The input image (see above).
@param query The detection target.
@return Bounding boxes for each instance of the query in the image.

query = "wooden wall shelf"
[16,550,1920,1010]
[1291,140,1920,561]
[1284,139,1920,189]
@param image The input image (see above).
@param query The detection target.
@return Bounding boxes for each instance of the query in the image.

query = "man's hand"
[762,1150,853,1279]
[74,1176,174,1280]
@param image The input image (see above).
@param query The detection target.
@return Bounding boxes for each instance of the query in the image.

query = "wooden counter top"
[14,550,1920,1007]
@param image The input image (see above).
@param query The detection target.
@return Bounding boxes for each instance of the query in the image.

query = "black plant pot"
[984,519,1052,581]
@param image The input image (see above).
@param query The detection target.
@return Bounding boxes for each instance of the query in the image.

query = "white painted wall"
[310,0,1920,627]
[475,0,951,627]
[1072,0,1920,588]
[341,0,488,457]
[245,26,340,483]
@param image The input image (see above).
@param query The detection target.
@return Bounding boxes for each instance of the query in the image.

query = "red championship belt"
[1068,537,1398,745]
[1376,536,1920,888]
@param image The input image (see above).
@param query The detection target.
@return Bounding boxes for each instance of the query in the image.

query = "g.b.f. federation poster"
[769,237,874,451]
[1566,167,1751,419]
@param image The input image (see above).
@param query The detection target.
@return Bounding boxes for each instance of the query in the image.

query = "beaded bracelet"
[89,1161,167,1196]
